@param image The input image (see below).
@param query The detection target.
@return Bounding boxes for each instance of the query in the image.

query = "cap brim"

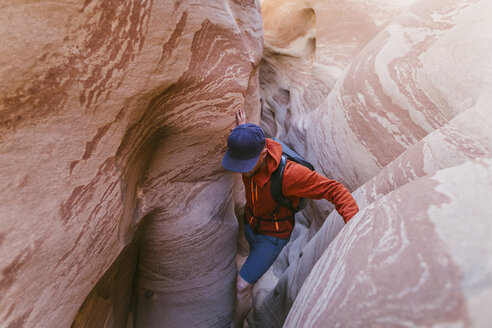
[222,150,260,173]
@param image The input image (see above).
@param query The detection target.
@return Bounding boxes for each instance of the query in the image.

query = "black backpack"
[270,138,315,213]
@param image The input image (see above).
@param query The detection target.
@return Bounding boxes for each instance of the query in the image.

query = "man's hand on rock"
[236,108,247,126]
[230,108,247,133]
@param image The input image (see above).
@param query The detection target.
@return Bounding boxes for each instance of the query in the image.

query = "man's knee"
[236,274,253,296]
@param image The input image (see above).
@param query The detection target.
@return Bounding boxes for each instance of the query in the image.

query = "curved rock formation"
[254,0,492,326]
[286,159,492,327]
[0,1,262,327]
[2,0,491,326]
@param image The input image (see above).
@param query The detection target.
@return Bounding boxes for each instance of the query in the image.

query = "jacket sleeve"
[282,162,359,223]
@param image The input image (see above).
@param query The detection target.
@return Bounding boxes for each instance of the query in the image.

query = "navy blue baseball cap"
[222,123,266,173]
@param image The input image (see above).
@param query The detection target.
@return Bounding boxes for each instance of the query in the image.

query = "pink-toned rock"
[259,0,415,147]
[286,159,492,327]
[2,0,491,326]
[254,0,492,326]
[0,1,262,327]
[266,100,492,327]
[253,0,419,325]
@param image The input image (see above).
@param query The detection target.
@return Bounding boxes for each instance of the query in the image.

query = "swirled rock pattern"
[254,0,492,327]
[2,0,492,326]
[0,1,262,327]
[286,159,492,327]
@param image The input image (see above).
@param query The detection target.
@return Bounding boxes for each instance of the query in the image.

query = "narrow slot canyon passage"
[1,1,492,328]
[131,177,239,327]
[71,215,149,328]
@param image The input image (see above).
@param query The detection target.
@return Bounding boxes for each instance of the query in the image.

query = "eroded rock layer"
[0,1,262,327]
[255,0,492,326]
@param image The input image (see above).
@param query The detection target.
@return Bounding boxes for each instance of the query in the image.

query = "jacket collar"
[251,138,282,187]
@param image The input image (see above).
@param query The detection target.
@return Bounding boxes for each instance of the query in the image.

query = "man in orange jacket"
[223,110,359,327]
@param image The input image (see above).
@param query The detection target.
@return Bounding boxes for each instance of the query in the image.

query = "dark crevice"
[71,85,174,327]
[71,211,156,328]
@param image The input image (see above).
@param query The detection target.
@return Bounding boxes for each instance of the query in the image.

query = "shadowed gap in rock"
[71,211,155,328]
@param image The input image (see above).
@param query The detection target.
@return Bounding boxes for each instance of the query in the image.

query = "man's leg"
[231,225,289,327]
[232,273,253,328]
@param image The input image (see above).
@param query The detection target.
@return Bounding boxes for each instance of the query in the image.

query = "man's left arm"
[283,162,359,223]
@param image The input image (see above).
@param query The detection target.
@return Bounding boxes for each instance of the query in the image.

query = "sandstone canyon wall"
[0,1,262,327]
[254,0,492,327]
[2,0,492,327]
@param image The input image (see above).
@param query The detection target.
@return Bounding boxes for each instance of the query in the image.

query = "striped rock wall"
[0,1,262,327]
[255,0,492,326]
[286,158,492,327]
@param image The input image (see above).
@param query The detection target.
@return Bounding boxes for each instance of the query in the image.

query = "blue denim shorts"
[239,224,289,284]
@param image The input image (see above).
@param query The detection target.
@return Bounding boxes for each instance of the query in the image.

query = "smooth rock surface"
[286,159,492,327]
[0,1,262,327]
[2,0,491,327]
[254,0,492,326]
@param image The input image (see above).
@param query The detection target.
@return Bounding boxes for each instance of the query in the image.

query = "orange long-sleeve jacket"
[243,139,359,239]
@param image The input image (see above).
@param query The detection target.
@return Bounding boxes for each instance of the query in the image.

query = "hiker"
[223,109,359,327]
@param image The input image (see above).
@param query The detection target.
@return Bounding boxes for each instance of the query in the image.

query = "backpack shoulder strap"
[270,155,294,210]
